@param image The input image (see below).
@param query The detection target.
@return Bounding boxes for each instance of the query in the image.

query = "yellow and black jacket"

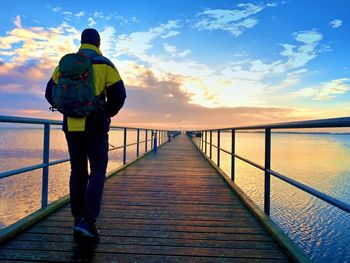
[45,44,126,133]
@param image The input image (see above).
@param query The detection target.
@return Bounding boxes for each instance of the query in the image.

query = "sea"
[0,126,349,262]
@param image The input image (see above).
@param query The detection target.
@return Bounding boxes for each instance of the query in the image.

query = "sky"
[0,0,349,129]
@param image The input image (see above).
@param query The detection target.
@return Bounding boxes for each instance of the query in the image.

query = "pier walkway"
[0,134,289,262]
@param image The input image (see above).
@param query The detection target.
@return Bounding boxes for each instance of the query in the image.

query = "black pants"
[65,132,108,223]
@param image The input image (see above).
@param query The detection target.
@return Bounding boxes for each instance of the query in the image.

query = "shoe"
[74,217,100,239]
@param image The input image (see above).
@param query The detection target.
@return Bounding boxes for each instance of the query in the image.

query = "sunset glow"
[0,1,349,129]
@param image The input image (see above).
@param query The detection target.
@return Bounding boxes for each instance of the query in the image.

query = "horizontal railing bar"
[108,145,124,151]
[202,140,265,171]
[0,115,174,132]
[199,141,350,214]
[268,169,350,214]
[0,164,46,179]
[110,126,170,132]
[121,142,140,149]
[108,138,155,152]
[220,147,232,155]
[192,116,350,132]
[139,139,152,144]
[235,153,265,171]
[203,142,236,157]
[0,115,62,125]
[211,144,218,149]
[0,158,70,180]
[49,158,70,166]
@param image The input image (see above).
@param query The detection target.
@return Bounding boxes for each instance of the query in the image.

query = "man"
[45,28,126,239]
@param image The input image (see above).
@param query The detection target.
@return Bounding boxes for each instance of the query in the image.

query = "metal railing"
[0,115,175,210]
[189,117,350,216]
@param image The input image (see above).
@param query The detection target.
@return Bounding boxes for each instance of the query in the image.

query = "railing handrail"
[191,116,350,215]
[0,115,62,125]
[192,116,350,132]
[0,115,177,211]
[0,115,175,132]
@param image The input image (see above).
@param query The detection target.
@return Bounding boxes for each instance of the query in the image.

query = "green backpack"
[52,53,97,117]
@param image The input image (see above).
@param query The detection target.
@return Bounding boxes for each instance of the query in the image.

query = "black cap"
[81,28,100,47]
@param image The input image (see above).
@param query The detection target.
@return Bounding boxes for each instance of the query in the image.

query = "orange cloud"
[26,67,46,81]
[0,22,79,65]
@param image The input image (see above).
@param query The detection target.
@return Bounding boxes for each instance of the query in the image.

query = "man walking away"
[45,28,126,240]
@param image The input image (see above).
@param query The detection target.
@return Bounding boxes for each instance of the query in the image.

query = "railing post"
[151,130,154,149]
[153,130,158,153]
[145,130,148,152]
[136,129,140,157]
[217,130,221,167]
[209,130,212,159]
[264,128,271,216]
[168,131,171,142]
[231,129,235,182]
[201,131,204,150]
[123,128,127,165]
[205,131,207,155]
[42,123,50,208]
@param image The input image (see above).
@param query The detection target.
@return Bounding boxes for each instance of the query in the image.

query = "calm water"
[0,127,349,262]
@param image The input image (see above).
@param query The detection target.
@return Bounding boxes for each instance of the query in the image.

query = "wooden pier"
[0,134,291,262]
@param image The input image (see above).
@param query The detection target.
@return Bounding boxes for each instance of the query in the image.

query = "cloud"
[279,30,322,70]
[194,3,275,36]
[88,17,97,26]
[163,43,177,55]
[0,61,53,95]
[100,26,116,55]
[14,15,22,28]
[62,11,73,16]
[161,30,180,39]
[179,50,191,57]
[113,67,308,129]
[75,11,85,17]
[51,7,86,20]
[329,19,343,28]
[131,17,139,23]
[162,43,190,58]
[0,22,79,65]
[294,78,350,100]
[115,20,181,59]
[91,11,138,24]
[113,19,324,110]
[0,13,334,129]
[0,21,82,118]
[52,7,62,12]
[93,11,103,18]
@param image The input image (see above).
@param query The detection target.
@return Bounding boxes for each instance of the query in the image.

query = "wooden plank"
[33,222,265,234]
[0,249,289,262]
[22,227,278,242]
[0,134,291,262]
[11,233,280,250]
[52,210,256,220]
[44,216,258,226]
[0,241,288,259]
